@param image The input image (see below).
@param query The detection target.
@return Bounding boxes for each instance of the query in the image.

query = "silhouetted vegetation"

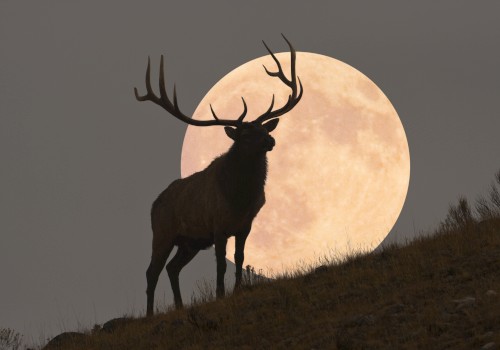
[0,328,22,350]
[476,170,500,220]
[438,169,500,233]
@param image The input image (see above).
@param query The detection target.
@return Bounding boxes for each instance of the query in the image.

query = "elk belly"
[173,235,214,250]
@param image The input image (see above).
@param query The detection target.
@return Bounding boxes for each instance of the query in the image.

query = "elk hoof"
[216,288,225,299]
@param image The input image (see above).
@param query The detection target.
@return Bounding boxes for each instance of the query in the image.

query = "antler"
[134,34,302,127]
[134,56,247,127]
[254,34,303,124]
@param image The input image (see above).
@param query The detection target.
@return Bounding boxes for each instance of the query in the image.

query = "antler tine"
[172,84,179,112]
[263,94,275,115]
[209,104,220,121]
[282,33,297,93]
[262,42,290,85]
[237,97,248,123]
[296,76,304,102]
[159,55,176,111]
[210,97,248,124]
[254,35,303,124]
[134,57,155,102]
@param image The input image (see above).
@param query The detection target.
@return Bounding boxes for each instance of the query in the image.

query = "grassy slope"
[43,219,500,350]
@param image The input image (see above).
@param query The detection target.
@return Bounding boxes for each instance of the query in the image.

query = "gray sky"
[1,0,499,343]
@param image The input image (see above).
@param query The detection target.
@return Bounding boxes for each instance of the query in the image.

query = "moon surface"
[180,52,410,275]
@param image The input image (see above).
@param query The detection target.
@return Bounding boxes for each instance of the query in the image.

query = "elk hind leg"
[215,235,228,299]
[166,245,199,309]
[146,241,174,317]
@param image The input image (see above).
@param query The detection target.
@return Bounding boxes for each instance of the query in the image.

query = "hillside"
[36,217,499,350]
[31,170,500,349]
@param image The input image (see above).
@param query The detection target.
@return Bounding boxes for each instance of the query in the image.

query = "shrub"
[439,196,475,233]
[0,328,22,350]
[475,169,500,220]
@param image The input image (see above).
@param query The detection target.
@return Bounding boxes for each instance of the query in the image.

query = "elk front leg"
[214,235,228,299]
[234,228,250,290]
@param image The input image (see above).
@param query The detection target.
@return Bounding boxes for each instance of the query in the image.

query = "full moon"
[181,52,410,275]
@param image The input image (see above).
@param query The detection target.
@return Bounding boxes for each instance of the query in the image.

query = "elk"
[134,35,303,316]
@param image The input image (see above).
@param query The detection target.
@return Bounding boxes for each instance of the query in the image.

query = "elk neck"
[217,144,268,211]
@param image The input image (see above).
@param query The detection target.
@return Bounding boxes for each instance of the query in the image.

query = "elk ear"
[263,118,279,132]
[224,126,237,140]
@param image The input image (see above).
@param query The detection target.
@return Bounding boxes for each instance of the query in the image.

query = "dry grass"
[39,171,500,349]
[38,219,500,350]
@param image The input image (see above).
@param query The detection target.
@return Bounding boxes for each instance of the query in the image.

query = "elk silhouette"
[134,35,303,316]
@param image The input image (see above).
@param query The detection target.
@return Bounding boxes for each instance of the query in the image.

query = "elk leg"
[166,245,199,309]
[146,243,174,317]
[214,235,228,299]
[234,229,250,290]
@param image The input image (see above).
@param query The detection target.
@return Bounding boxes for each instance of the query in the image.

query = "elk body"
[134,36,303,316]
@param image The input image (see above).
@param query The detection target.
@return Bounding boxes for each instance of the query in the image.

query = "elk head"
[223,120,278,156]
[133,34,303,154]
